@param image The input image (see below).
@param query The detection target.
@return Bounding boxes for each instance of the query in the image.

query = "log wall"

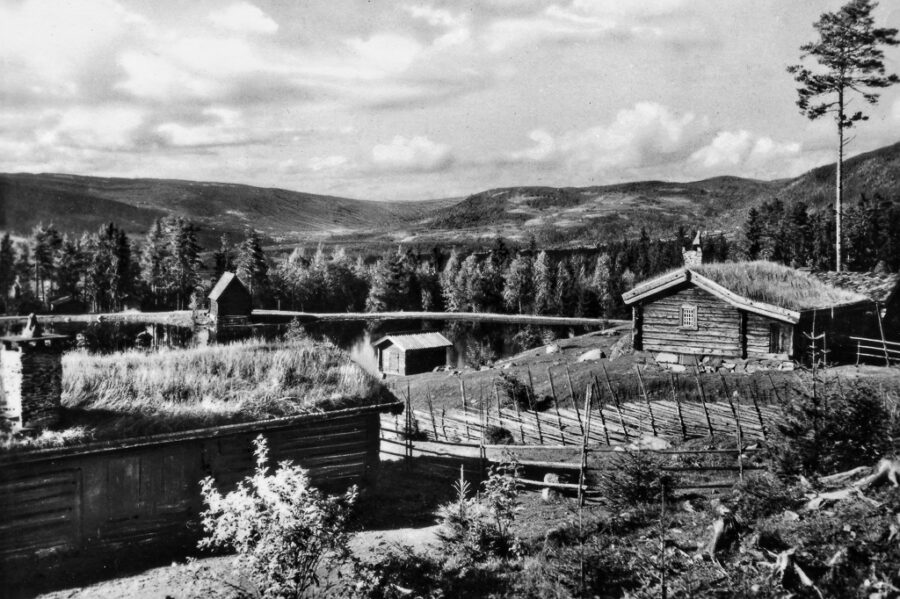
[0,403,397,581]
[641,285,742,357]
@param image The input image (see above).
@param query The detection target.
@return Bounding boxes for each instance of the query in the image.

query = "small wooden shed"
[622,261,881,363]
[372,332,453,376]
[208,272,252,326]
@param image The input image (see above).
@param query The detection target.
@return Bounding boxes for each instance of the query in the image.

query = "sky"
[1,0,899,202]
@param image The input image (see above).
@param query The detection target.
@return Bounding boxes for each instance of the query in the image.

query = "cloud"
[37,106,145,150]
[371,135,454,172]
[209,2,278,35]
[308,155,349,171]
[510,102,708,174]
[688,130,803,177]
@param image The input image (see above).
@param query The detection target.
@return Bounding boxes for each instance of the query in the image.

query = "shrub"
[595,451,677,514]
[776,381,900,477]
[199,435,357,598]
[484,425,515,445]
[436,463,522,565]
[496,371,532,410]
[730,473,797,522]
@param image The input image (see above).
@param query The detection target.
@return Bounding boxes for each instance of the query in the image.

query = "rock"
[655,352,679,364]
[545,344,561,355]
[709,357,724,369]
[782,510,800,522]
[669,364,687,373]
[577,348,606,362]
[543,524,575,549]
[542,473,561,502]
[779,362,795,371]
[502,362,512,369]
[627,434,672,451]
[608,335,634,360]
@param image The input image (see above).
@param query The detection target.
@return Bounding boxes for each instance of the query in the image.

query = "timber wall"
[0,403,398,583]
[641,285,742,357]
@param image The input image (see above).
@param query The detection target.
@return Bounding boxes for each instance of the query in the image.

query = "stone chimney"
[682,231,703,267]
[0,315,68,431]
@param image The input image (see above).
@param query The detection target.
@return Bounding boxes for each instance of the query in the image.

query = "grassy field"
[3,338,393,451]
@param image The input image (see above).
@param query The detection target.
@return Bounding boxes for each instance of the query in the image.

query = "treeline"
[742,193,900,271]
[0,220,729,319]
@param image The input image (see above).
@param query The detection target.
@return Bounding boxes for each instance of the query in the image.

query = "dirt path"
[37,526,442,599]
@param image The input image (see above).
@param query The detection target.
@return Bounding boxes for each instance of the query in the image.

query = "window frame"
[680,304,698,330]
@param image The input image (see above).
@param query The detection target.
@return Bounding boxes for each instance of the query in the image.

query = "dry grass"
[2,338,392,451]
[690,261,869,310]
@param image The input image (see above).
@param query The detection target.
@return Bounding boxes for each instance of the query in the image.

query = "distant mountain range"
[2,140,898,249]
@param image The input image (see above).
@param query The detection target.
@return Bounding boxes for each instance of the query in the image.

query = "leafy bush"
[730,472,797,522]
[199,435,357,598]
[436,463,522,565]
[496,371,532,410]
[595,451,677,514]
[484,425,515,445]
[776,381,900,477]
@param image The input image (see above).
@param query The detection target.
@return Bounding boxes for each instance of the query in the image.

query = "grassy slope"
[0,172,452,245]
[2,338,393,450]
[3,139,898,247]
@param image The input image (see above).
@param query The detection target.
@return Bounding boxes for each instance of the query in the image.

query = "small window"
[680,304,698,330]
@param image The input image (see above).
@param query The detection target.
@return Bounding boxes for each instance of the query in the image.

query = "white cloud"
[511,102,707,173]
[37,106,145,150]
[688,130,802,177]
[308,155,349,171]
[346,34,424,77]
[371,135,453,172]
[209,2,278,35]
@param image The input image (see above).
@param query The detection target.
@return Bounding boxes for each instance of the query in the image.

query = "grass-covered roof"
[688,261,869,311]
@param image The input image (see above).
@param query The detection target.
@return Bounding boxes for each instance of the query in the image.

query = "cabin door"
[768,323,792,355]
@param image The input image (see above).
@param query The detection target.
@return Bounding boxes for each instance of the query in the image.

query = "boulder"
[655,352,679,364]
[542,473,561,502]
[545,344,561,355]
[627,434,672,451]
[577,348,606,362]
[668,364,687,373]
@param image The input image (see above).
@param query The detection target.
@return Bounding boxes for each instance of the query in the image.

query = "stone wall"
[0,344,63,429]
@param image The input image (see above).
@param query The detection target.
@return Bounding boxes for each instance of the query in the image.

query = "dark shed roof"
[808,271,900,305]
[372,332,453,351]
[208,272,249,300]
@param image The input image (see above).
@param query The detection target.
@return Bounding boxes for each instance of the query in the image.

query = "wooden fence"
[0,402,400,583]
[853,336,900,366]
[384,365,792,449]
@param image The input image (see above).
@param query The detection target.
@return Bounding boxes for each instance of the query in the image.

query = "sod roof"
[688,261,869,310]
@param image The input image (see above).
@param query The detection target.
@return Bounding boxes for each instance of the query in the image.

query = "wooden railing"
[851,336,900,366]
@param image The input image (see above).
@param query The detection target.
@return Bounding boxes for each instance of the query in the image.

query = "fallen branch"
[805,458,899,511]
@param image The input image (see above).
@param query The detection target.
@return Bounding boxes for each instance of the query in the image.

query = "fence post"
[405,385,413,468]
[548,367,566,445]
[592,379,611,445]
[458,378,471,440]
[693,369,715,439]
[875,301,891,367]
[634,365,657,436]
[565,365,585,436]
[720,375,743,441]
[426,391,439,441]
[600,362,630,441]
[512,388,526,444]
[578,385,594,506]
[668,372,687,440]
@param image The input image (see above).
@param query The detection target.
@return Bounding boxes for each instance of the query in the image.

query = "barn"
[208,271,252,326]
[372,332,453,375]
[622,261,883,364]
[809,270,900,340]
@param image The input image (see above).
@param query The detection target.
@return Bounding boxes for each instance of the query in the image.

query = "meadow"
[2,337,392,450]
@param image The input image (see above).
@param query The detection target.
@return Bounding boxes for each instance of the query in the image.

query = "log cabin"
[622,261,883,364]
[372,332,453,376]
[208,271,252,327]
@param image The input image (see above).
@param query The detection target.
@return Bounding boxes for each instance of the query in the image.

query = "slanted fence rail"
[852,336,900,366]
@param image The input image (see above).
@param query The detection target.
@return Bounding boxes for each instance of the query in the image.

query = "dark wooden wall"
[211,282,252,320]
[403,347,448,375]
[640,285,742,357]
[0,404,395,581]
[796,302,880,364]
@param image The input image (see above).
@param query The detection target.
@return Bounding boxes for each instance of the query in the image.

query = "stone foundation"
[0,337,65,430]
